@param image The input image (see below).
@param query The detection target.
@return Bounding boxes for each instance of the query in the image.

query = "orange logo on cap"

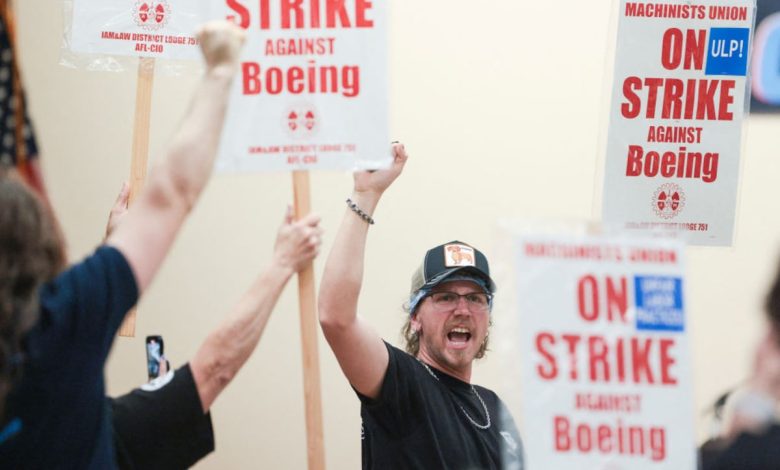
[444,244,475,267]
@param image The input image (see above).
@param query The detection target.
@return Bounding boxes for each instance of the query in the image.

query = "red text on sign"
[625,145,718,182]
[620,27,736,121]
[242,60,360,97]
[535,333,678,385]
[661,29,706,71]
[622,77,735,121]
[577,275,628,323]
[625,3,706,20]
[226,0,374,29]
[575,393,642,413]
[646,125,703,144]
[554,416,666,462]
[265,37,336,55]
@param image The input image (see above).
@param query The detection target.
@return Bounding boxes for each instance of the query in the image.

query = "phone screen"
[145,335,164,379]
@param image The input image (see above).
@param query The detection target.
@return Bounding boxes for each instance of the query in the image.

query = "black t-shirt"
[358,342,524,470]
[0,246,138,469]
[703,425,780,470]
[110,363,215,470]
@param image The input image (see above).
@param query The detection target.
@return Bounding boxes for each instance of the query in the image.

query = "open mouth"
[447,326,472,345]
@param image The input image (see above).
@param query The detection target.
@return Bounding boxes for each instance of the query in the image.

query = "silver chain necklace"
[418,360,491,430]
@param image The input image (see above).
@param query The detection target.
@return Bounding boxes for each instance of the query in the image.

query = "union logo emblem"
[283,103,320,139]
[133,1,171,30]
[651,183,686,220]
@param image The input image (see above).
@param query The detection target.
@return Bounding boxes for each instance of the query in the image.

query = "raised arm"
[106,21,245,292]
[190,208,322,411]
[318,143,408,399]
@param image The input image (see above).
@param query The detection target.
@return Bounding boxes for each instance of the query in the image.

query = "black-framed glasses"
[427,291,492,312]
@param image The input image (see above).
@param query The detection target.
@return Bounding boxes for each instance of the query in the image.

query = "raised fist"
[197,21,246,70]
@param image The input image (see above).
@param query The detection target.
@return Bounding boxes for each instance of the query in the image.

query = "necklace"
[418,360,491,430]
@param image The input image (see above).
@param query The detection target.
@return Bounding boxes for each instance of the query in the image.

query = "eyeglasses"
[427,291,492,312]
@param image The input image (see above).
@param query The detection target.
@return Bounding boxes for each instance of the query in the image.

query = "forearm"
[160,66,235,210]
[318,191,380,328]
[105,27,242,292]
[318,191,392,397]
[316,145,406,397]
[191,260,295,412]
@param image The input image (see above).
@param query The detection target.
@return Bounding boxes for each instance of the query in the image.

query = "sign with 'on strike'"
[601,0,756,246]
[516,232,694,469]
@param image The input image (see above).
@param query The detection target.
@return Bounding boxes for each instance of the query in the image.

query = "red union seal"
[651,183,686,219]
[283,103,320,139]
[133,1,171,30]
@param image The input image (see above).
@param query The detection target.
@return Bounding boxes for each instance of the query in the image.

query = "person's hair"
[765,258,780,332]
[0,170,65,417]
[400,298,491,359]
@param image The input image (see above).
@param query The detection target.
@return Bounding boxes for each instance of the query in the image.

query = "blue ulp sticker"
[634,276,684,332]
[705,28,750,76]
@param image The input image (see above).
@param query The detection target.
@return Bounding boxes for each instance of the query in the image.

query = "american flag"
[0,1,46,199]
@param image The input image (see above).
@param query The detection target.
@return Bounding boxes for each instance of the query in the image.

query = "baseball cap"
[410,241,496,295]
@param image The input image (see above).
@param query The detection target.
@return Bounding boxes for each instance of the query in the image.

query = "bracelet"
[346,198,375,225]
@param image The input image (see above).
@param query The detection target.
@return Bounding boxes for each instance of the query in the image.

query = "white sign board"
[601,0,756,246]
[70,0,210,60]
[216,1,389,171]
[68,0,390,171]
[516,233,694,469]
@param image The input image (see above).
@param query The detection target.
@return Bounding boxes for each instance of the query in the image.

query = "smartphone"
[145,335,164,380]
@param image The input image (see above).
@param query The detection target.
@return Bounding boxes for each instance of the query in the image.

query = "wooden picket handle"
[119,57,155,337]
[293,170,326,470]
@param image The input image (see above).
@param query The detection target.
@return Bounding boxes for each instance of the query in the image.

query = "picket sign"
[600,0,756,246]
[515,230,694,469]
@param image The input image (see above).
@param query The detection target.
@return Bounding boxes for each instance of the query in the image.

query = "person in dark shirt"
[0,21,246,469]
[700,258,780,470]
[103,188,321,469]
[318,143,524,469]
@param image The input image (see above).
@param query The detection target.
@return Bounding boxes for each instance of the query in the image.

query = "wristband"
[346,198,375,225]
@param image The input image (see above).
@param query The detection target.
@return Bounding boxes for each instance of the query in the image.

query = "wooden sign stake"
[118,57,155,337]
[293,170,326,470]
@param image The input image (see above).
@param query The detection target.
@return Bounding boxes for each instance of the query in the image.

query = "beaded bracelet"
[346,198,375,225]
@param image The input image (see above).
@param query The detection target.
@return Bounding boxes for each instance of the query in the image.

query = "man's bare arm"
[318,143,408,399]
[190,209,322,411]
[106,21,245,292]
